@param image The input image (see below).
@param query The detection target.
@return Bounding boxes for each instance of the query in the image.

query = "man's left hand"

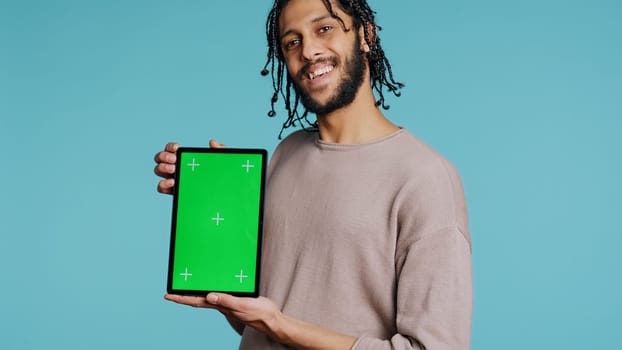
[165,293,282,337]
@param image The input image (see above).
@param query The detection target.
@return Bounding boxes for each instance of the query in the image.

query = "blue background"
[1,0,620,349]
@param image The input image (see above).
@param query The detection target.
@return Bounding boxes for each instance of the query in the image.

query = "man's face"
[278,0,368,115]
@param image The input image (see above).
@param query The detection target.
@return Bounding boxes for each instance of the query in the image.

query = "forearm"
[270,312,357,350]
[225,314,245,335]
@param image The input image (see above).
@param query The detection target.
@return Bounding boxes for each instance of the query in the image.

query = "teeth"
[308,66,334,80]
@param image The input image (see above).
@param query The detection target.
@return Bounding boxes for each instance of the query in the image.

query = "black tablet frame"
[166,147,267,297]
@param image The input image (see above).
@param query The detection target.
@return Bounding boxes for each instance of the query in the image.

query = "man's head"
[262,0,403,137]
[281,0,368,117]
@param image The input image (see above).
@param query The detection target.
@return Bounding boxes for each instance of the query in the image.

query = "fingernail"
[207,294,219,304]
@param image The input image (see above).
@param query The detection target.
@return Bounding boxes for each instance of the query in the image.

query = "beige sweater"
[239,129,472,349]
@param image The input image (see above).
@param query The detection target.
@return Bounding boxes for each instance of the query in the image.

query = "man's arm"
[354,227,473,349]
[164,225,471,350]
[350,156,473,350]
[165,293,357,350]
[225,314,245,336]
[166,228,472,350]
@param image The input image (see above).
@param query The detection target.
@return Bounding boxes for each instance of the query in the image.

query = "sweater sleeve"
[353,227,472,350]
[354,155,473,350]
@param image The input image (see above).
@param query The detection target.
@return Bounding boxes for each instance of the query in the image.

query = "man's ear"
[358,22,376,53]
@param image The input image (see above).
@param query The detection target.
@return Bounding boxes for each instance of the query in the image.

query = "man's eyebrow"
[280,15,335,40]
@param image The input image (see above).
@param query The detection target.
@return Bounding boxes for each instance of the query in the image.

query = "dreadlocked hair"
[261,0,404,139]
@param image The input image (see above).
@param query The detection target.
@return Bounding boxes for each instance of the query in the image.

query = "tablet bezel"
[167,147,267,297]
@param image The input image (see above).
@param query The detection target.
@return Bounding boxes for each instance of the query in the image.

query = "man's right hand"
[153,140,226,195]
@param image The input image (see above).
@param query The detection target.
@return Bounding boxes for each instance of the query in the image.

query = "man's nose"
[301,37,324,61]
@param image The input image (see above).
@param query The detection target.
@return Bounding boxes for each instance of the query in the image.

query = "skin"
[154,0,401,348]
[278,0,398,144]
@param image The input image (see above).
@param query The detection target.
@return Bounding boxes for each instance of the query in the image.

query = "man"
[154,0,472,349]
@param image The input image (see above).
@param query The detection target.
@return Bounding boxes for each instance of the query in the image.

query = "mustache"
[297,57,339,80]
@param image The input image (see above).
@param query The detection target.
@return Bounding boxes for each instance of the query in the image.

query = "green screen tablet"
[167,147,267,297]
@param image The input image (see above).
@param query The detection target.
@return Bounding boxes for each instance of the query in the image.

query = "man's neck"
[316,85,399,144]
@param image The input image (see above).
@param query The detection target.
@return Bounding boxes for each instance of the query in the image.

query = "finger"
[209,139,226,149]
[157,179,175,194]
[165,294,215,309]
[154,162,176,178]
[165,294,201,305]
[154,150,177,164]
[165,142,179,153]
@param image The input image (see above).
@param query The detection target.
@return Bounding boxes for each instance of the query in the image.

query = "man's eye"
[285,39,301,49]
[319,25,332,33]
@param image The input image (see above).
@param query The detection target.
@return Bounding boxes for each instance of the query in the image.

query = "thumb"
[209,139,226,148]
[206,293,239,308]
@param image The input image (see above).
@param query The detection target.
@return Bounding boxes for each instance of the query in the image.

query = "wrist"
[265,310,286,342]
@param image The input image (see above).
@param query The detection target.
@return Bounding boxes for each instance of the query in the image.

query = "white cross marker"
[241,160,255,173]
[180,267,193,281]
[187,158,200,171]
[235,269,249,283]
[211,212,224,226]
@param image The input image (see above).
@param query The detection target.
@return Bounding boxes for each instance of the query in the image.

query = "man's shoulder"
[377,130,465,202]
[390,129,457,171]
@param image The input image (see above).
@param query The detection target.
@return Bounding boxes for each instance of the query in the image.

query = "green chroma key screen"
[167,148,266,297]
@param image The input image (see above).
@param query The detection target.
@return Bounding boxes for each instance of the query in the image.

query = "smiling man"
[154,0,472,349]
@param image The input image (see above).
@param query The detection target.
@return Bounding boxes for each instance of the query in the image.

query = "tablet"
[167,147,267,297]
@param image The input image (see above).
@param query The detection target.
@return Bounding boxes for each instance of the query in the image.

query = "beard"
[292,38,366,116]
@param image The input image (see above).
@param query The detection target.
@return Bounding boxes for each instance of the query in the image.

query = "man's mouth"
[308,65,334,80]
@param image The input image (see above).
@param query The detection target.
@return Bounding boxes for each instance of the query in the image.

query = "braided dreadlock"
[261,0,404,139]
